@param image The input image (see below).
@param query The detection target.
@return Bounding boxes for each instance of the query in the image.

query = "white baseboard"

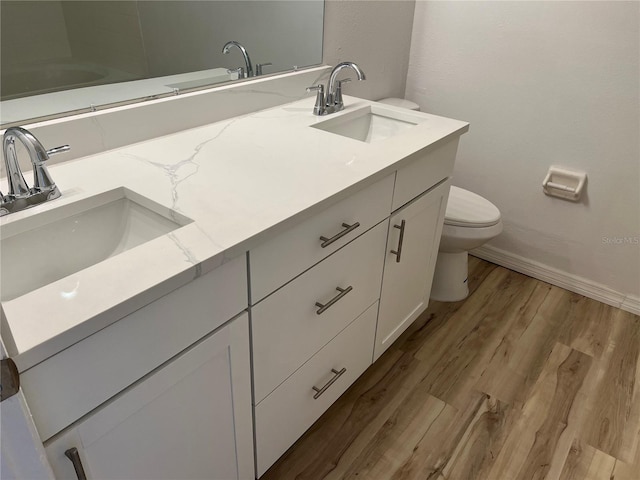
[621,296,640,316]
[472,245,640,316]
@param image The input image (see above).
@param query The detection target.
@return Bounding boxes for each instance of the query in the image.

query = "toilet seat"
[445,186,501,228]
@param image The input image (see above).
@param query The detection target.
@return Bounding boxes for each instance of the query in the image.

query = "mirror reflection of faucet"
[256,62,272,76]
[222,41,253,79]
[1,127,69,216]
[222,41,272,79]
[306,62,366,116]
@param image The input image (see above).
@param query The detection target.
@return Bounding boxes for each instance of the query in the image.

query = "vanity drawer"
[252,220,387,403]
[20,255,247,442]
[254,302,377,477]
[250,174,394,303]
[392,138,459,211]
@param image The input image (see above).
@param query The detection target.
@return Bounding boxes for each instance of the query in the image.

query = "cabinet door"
[375,180,450,361]
[44,313,253,480]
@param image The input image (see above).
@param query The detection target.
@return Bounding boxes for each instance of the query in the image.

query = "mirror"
[0,0,324,126]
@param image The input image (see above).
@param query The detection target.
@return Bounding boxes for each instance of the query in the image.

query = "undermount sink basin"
[0,188,192,301]
[310,104,423,143]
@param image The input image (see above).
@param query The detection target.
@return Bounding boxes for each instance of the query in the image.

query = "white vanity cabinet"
[251,220,388,403]
[375,179,451,360]
[250,178,394,477]
[17,255,254,479]
[44,313,254,480]
[374,139,459,360]
[250,138,460,477]
[250,221,388,476]
[1,96,469,480]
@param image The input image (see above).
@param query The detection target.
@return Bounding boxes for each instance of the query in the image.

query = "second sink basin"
[1,188,192,301]
[311,104,423,143]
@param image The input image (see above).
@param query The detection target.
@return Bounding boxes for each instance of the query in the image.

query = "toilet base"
[430,251,470,302]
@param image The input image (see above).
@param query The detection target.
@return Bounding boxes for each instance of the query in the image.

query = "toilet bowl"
[378,98,502,302]
[430,186,502,302]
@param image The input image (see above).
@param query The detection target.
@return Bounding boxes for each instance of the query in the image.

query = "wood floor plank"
[582,310,640,463]
[558,439,597,480]
[488,343,592,480]
[440,395,513,480]
[584,449,617,480]
[340,394,449,479]
[386,391,487,480]
[559,442,637,480]
[476,284,611,413]
[474,281,553,404]
[504,287,580,406]
[556,293,616,359]
[611,456,640,480]
[413,268,539,409]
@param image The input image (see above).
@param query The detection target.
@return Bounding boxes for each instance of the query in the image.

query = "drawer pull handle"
[315,286,353,315]
[319,222,360,248]
[312,367,347,399]
[65,448,88,480]
[390,220,406,263]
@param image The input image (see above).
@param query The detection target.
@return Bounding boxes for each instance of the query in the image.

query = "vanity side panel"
[20,255,247,442]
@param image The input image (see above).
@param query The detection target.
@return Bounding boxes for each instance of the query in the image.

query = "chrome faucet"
[1,127,69,216]
[222,41,253,79]
[306,62,366,115]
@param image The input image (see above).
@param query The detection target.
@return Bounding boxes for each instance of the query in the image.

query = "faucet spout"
[3,128,44,197]
[327,62,366,111]
[222,41,254,78]
[1,127,68,215]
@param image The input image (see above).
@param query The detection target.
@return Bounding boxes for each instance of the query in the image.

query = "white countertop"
[1,96,468,371]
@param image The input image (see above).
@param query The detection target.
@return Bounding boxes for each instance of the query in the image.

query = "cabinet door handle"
[312,367,347,399]
[319,222,360,248]
[65,448,88,480]
[390,220,406,263]
[315,286,353,315]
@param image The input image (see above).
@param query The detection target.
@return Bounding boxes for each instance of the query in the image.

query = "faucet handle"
[256,62,272,76]
[32,144,70,193]
[46,145,70,157]
[334,78,352,111]
[227,67,245,79]
[306,84,326,116]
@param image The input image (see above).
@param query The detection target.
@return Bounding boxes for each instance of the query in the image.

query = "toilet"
[431,187,502,301]
[379,97,503,302]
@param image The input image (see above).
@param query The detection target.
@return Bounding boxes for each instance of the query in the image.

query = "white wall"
[323,0,416,100]
[406,1,639,305]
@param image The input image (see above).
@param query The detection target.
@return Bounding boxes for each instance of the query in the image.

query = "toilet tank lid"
[377,98,420,111]
[445,186,501,227]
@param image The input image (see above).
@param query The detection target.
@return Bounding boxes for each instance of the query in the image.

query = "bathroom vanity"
[0,94,467,479]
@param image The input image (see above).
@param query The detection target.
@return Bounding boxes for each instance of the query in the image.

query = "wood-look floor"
[262,257,640,480]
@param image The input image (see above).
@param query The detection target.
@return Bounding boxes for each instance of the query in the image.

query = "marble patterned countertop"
[1,95,468,371]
